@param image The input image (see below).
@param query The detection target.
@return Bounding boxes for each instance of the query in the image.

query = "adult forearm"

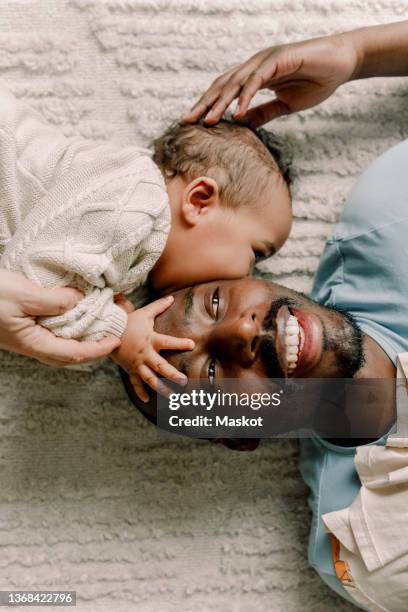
[185,19,408,126]
[347,20,408,80]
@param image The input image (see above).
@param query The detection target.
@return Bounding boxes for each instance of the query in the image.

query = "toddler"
[0,84,292,399]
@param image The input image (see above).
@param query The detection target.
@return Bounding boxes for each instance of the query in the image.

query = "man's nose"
[210,310,262,366]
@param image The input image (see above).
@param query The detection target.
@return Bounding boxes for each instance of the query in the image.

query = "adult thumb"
[244,99,291,127]
[22,285,84,317]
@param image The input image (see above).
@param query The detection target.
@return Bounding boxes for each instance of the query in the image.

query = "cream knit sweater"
[0,85,171,341]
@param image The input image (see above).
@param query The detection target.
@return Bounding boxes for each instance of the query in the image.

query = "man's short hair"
[152,118,293,209]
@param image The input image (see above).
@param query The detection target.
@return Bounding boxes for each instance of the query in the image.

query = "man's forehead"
[184,286,195,326]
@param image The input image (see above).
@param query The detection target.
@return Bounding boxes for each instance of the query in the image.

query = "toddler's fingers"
[154,333,195,351]
[130,373,150,403]
[144,295,174,318]
[138,364,174,398]
[146,351,187,386]
[115,293,135,313]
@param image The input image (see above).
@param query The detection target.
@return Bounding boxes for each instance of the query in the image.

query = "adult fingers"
[154,333,195,351]
[182,64,241,123]
[242,98,292,127]
[29,328,120,365]
[201,64,262,125]
[202,81,242,125]
[183,87,223,123]
[233,51,300,119]
[21,285,84,317]
[234,72,264,119]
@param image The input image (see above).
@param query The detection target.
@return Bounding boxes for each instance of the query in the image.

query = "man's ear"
[181,176,220,226]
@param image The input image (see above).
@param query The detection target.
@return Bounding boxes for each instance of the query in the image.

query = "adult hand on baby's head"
[0,269,120,367]
[184,32,359,127]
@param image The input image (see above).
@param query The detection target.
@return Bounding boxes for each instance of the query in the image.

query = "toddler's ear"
[181,176,220,225]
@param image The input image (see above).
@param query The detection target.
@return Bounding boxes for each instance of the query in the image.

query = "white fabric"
[322,354,408,612]
[0,83,171,340]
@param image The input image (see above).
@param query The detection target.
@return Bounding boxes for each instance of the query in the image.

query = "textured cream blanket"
[0,1,407,610]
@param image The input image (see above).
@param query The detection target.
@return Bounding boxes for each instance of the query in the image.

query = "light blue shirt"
[300,139,408,603]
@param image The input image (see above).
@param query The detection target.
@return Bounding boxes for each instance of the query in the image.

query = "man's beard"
[260,295,364,378]
[323,304,365,377]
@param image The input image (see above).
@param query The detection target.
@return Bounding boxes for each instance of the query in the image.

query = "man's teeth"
[285,314,303,374]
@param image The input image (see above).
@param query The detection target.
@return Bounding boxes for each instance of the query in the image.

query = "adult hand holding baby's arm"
[184,20,408,127]
[111,295,194,402]
[0,269,120,366]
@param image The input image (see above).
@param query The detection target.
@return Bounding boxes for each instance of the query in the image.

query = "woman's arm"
[183,20,408,127]
[0,270,120,366]
[351,20,408,79]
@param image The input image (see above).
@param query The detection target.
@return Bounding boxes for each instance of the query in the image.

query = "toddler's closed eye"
[253,250,267,263]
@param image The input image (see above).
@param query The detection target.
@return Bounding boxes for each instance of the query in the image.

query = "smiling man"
[121,136,408,608]
[154,279,365,382]
[119,19,408,610]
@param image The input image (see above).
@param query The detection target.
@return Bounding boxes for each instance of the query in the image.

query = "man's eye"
[208,358,216,386]
[211,287,220,319]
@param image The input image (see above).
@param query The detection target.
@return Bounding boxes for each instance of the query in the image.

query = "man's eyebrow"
[184,286,195,325]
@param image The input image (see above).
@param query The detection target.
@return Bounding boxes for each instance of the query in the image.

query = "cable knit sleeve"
[0,119,171,341]
[39,287,129,341]
[36,174,170,341]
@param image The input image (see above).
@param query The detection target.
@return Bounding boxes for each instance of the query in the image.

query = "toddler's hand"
[111,295,194,402]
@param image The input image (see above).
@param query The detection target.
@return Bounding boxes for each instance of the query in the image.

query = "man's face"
[155,278,363,384]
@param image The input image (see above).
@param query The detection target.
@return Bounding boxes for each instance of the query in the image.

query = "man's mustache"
[260,297,295,378]
[262,296,295,332]
[259,335,283,378]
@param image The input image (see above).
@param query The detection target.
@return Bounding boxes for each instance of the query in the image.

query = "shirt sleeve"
[311,139,408,361]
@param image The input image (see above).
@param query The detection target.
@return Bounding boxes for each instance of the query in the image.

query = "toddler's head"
[150,119,293,292]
